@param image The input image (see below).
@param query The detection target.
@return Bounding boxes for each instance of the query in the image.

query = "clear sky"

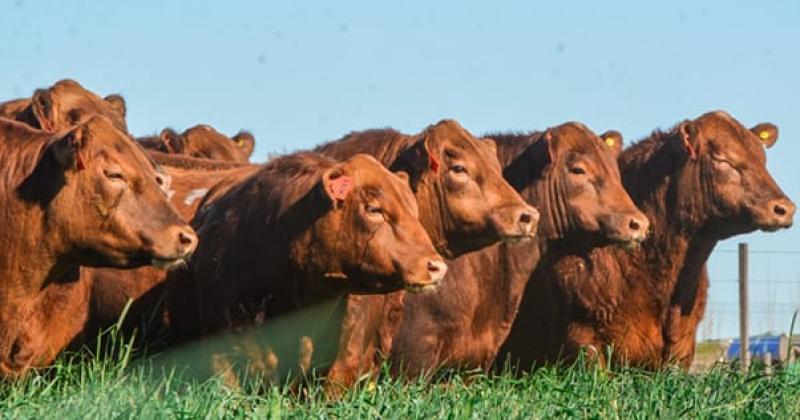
[1,1,798,339]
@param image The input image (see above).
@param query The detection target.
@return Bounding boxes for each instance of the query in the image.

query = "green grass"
[2,338,800,420]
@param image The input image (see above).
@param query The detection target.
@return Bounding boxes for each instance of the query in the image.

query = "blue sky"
[1,1,798,338]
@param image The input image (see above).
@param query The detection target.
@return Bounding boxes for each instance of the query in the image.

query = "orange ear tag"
[759,131,771,141]
[604,137,615,148]
[76,151,86,170]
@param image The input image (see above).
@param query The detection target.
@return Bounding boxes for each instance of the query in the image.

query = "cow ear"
[322,167,355,209]
[31,88,58,132]
[675,121,699,160]
[599,130,624,156]
[49,128,89,171]
[160,128,184,153]
[751,123,778,149]
[104,94,127,118]
[233,131,256,157]
[393,170,410,185]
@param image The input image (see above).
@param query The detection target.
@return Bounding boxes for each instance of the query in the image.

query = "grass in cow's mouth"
[1,328,800,418]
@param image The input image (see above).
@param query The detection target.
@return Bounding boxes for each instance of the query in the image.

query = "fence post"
[739,242,749,372]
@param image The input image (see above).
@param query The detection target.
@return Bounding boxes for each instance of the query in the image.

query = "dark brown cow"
[312,119,538,388]
[137,125,255,163]
[0,115,197,376]
[385,123,648,377]
[0,79,128,133]
[498,111,795,370]
[170,152,446,386]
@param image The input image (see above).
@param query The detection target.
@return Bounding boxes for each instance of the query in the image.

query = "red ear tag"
[329,175,354,201]
[428,154,440,173]
[76,151,86,170]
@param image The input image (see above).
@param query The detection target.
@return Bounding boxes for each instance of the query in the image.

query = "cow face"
[29,79,128,133]
[319,154,447,292]
[45,115,197,268]
[674,111,795,237]
[398,120,539,257]
[180,125,253,162]
[539,123,649,243]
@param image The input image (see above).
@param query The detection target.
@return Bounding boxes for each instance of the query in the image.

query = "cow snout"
[405,258,448,293]
[492,204,540,242]
[762,197,795,230]
[604,212,650,243]
[150,225,198,269]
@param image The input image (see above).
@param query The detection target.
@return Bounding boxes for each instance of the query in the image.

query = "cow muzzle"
[491,204,540,243]
[756,197,795,231]
[404,259,448,293]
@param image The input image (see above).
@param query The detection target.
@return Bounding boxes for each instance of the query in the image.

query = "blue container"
[727,335,786,360]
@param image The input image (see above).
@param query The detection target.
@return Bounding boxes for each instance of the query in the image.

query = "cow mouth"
[151,256,188,270]
[405,280,441,293]
[500,233,535,245]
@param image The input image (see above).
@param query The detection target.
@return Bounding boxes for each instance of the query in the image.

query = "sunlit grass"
[2,328,800,419]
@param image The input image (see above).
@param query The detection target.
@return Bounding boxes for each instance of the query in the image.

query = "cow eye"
[104,169,127,182]
[569,166,587,175]
[450,164,467,174]
[366,204,383,215]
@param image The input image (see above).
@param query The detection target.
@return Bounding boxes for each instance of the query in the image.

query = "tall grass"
[2,333,800,419]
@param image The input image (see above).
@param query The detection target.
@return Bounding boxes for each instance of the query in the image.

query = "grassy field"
[2,337,800,420]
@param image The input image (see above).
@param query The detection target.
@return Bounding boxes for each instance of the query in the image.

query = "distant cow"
[313,119,538,388]
[386,123,648,377]
[498,111,795,370]
[170,152,446,386]
[0,115,197,376]
[138,125,255,163]
[0,79,128,133]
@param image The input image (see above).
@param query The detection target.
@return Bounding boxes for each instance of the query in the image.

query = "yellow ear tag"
[759,130,771,141]
[236,139,245,147]
[604,137,615,148]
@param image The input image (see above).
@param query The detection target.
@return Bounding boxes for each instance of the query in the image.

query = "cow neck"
[620,131,718,298]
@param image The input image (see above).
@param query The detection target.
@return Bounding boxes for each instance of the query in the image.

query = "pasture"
[2,335,799,418]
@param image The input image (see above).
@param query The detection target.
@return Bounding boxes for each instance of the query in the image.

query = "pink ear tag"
[329,175,354,201]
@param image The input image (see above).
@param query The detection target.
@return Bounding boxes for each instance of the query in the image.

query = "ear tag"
[329,175,354,202]
[76,151,86,170]
[604,137,615,148]
[428,154,440,172]
[759,130,771,141]
[236,139,245,147]
[684,139,697,160]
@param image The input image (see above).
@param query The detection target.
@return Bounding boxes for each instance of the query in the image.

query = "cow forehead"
[86,122,158,173]
[350,162,417,210]
[696,113,764,156]
[552,124,617,169]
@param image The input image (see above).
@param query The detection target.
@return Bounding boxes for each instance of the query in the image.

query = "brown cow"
[312,119,538,388]
[137,125,255,163]
[0,115,197,376]
[385,123,648,377]
[171,152,446,385]
[80,161,259,346]
[498,111,795,370]
[0,79,128,133]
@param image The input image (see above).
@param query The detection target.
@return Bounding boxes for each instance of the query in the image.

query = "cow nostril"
[774,204,787,216]
[629,219,641,231]
[178,231,195,247]
[519,212,533,224]
[427,261,441,273]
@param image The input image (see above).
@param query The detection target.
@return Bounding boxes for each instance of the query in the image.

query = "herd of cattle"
[0,79,794,393]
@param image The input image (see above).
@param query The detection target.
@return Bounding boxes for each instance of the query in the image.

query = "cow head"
[41,115,197,269]
[180,125,254,162]
[316,154,447,292]
[671,111,794,237]
[515,123,648,244]
[28,79,128,133]
[394,120,539,257]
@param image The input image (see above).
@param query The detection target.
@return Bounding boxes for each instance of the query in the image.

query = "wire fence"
[700,248,800,340]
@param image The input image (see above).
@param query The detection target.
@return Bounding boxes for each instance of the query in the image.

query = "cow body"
[0,116,196,376]
[499,111,795,370]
